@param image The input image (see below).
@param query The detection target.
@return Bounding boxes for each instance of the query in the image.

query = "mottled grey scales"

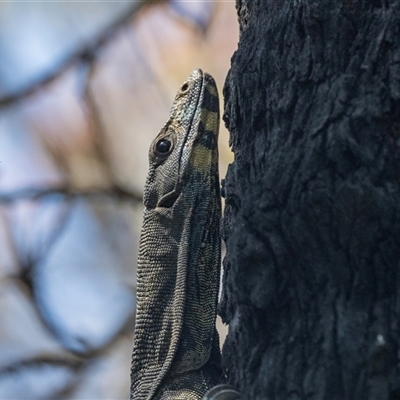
[130,70,239,400]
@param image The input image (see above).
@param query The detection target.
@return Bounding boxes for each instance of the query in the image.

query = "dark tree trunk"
[220,1,400,399]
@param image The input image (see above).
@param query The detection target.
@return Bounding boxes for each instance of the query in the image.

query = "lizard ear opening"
[157,190,180,208]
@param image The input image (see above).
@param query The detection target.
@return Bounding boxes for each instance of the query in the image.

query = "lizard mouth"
[157,189,181,208]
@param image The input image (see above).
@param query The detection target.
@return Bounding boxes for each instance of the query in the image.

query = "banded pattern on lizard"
[130,69,235,400]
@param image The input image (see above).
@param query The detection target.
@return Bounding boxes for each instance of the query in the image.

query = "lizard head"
[144,69,220,210]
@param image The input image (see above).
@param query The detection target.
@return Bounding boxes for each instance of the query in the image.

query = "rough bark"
[220,1,400,399]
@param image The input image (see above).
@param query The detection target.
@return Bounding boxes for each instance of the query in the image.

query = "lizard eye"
[155,138,172,156]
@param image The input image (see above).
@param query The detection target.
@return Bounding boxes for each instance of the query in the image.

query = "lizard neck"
[168,176,222,377]
[131,179,222,399]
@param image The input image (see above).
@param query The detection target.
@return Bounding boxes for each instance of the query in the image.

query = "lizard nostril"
[180,82,189,94]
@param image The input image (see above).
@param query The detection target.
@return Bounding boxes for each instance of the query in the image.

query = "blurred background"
[0,1,238,399]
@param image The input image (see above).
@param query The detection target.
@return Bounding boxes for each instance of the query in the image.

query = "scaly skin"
[130,69,224,400]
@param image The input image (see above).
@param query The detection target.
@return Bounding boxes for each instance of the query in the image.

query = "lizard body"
[130,69,227,400]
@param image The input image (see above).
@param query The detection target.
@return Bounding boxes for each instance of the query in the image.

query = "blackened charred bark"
[220,1,400,399]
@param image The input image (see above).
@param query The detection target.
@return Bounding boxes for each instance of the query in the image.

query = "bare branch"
[0,185,142,204]
[0,0,164,108]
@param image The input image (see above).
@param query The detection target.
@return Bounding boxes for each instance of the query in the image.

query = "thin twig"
[0,185,143,204]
